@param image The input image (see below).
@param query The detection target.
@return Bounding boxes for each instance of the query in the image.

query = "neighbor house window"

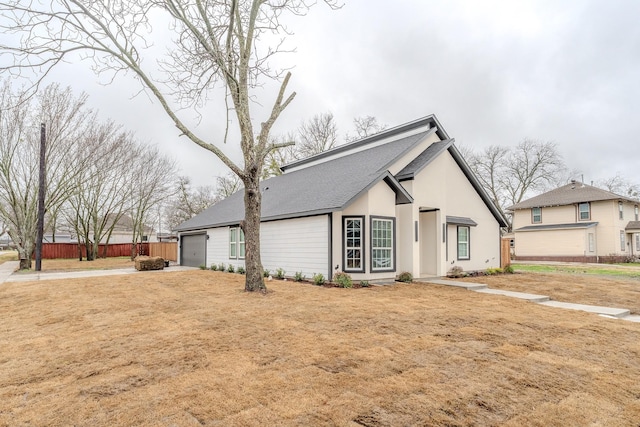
[229,227,245,259]
[344,217,364,272]
[457,226,470,260]
[635,205,638,221]
[619,201,624,220]
[531,207,542,224]
[578,202,590,221]
[620,231,625,251]
[588,233,595,252]
[636,234,640,251]
[371,217,395,271]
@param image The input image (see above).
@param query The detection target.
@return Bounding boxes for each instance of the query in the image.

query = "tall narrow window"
[636,234,640,251]
[619,201,624,220]
[588,233,595,252]
[238,228,245,259]
[635,205,638,221]
[457,226,470,260]
[371,217,394,271]
[229,227,245,259]
[620,231,626,251]
[578,202,590,221]
[229,228,237,258]
[344,217,364,272]
[532,207,542,223]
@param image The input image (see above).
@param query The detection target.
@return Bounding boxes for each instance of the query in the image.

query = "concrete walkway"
[1,263,197,284]
[421,278,640,323]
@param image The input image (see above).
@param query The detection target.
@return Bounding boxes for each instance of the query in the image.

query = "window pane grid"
[345,218,363,271]
[372,219,393,270]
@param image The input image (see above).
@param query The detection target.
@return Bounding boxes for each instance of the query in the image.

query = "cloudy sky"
[30,0,640,188]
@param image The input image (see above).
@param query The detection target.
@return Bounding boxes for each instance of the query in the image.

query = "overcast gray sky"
[36,0,640,188]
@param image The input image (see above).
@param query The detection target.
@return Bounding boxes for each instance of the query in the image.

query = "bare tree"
[596,174,640,199]
[465,139,566,230]
[215,172,243,201]
[0,0,339,291]
[128,145,178,258]
[164,176,217,231]
[345,115,387,142]
[0,82,92,269]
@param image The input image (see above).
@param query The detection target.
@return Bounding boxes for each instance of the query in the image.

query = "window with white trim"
[344,217,364,272]
[620,231,625,252]
[371,217,394,271]
[578,202,590,221]
[635,205,638,221]
[457,226,470,260]
[619,201,624,220]
[636,233,640,251]
[229,227,245,259]
[588,233,594,252]
[532,207,542,224]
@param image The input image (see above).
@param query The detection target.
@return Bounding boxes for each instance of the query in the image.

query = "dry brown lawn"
[457,272,640,314]
[37,257,135,272]
[1,271,639,426]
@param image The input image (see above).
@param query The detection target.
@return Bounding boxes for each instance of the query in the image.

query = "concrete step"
[474,288,550,302]
[620,314,640,323]
[538,300,630,318]
[422,279,487,290]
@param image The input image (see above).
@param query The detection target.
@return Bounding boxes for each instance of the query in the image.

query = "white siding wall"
[201,215,329,278]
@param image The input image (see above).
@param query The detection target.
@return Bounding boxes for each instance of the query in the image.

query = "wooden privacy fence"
[148,242,177,261]
[37,243,159,259]
[37,242,178,260]
[500,238,511,269]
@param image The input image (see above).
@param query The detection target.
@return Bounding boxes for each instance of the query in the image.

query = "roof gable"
[509,183,639,211]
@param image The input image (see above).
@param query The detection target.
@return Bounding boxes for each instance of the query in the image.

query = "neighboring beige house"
[509,182,640,263]
[175,115,507,279]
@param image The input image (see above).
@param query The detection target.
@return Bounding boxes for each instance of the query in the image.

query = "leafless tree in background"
[464,139,566,230]
[0,82,91,269]
[0,0,339,291]
[164,176,218,231]
[596,174,640,199]
[345,115,387,142]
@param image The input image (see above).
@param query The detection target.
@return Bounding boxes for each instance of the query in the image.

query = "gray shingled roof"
[175,130,426,231]
[516,222,598,232]
[508,183,638,211]
[626,221,640,231]
[446,216,478,227]
[396,139,453,181]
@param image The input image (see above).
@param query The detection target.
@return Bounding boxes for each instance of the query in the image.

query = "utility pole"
[35,123,46,271]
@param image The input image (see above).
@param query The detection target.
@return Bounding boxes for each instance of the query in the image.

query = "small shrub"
[218,262,225,272]
[199,265,207,270]
[397,271,413,283]
[237,265,245,274]
[360,280,370,287]
[504,265,515,274]
[447,266,464,278]
[312,273,325,286]
[333,271,353,288]
[210,264,218,271]
[294,271,305,282]
[263,269,270,278]
[227,264,235,273]
[486,267,503,275]
[275,268,286,280]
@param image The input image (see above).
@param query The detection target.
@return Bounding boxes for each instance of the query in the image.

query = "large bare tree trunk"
[243,172,265,292]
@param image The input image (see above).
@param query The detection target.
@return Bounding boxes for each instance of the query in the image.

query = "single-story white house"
[175,115,507,280]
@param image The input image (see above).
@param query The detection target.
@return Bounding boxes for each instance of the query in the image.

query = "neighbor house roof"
[516,222,598,232]
[626,221,640,232]
[508,183,639,211]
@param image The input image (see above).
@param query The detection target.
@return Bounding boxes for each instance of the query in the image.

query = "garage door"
[181,233,207,267]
